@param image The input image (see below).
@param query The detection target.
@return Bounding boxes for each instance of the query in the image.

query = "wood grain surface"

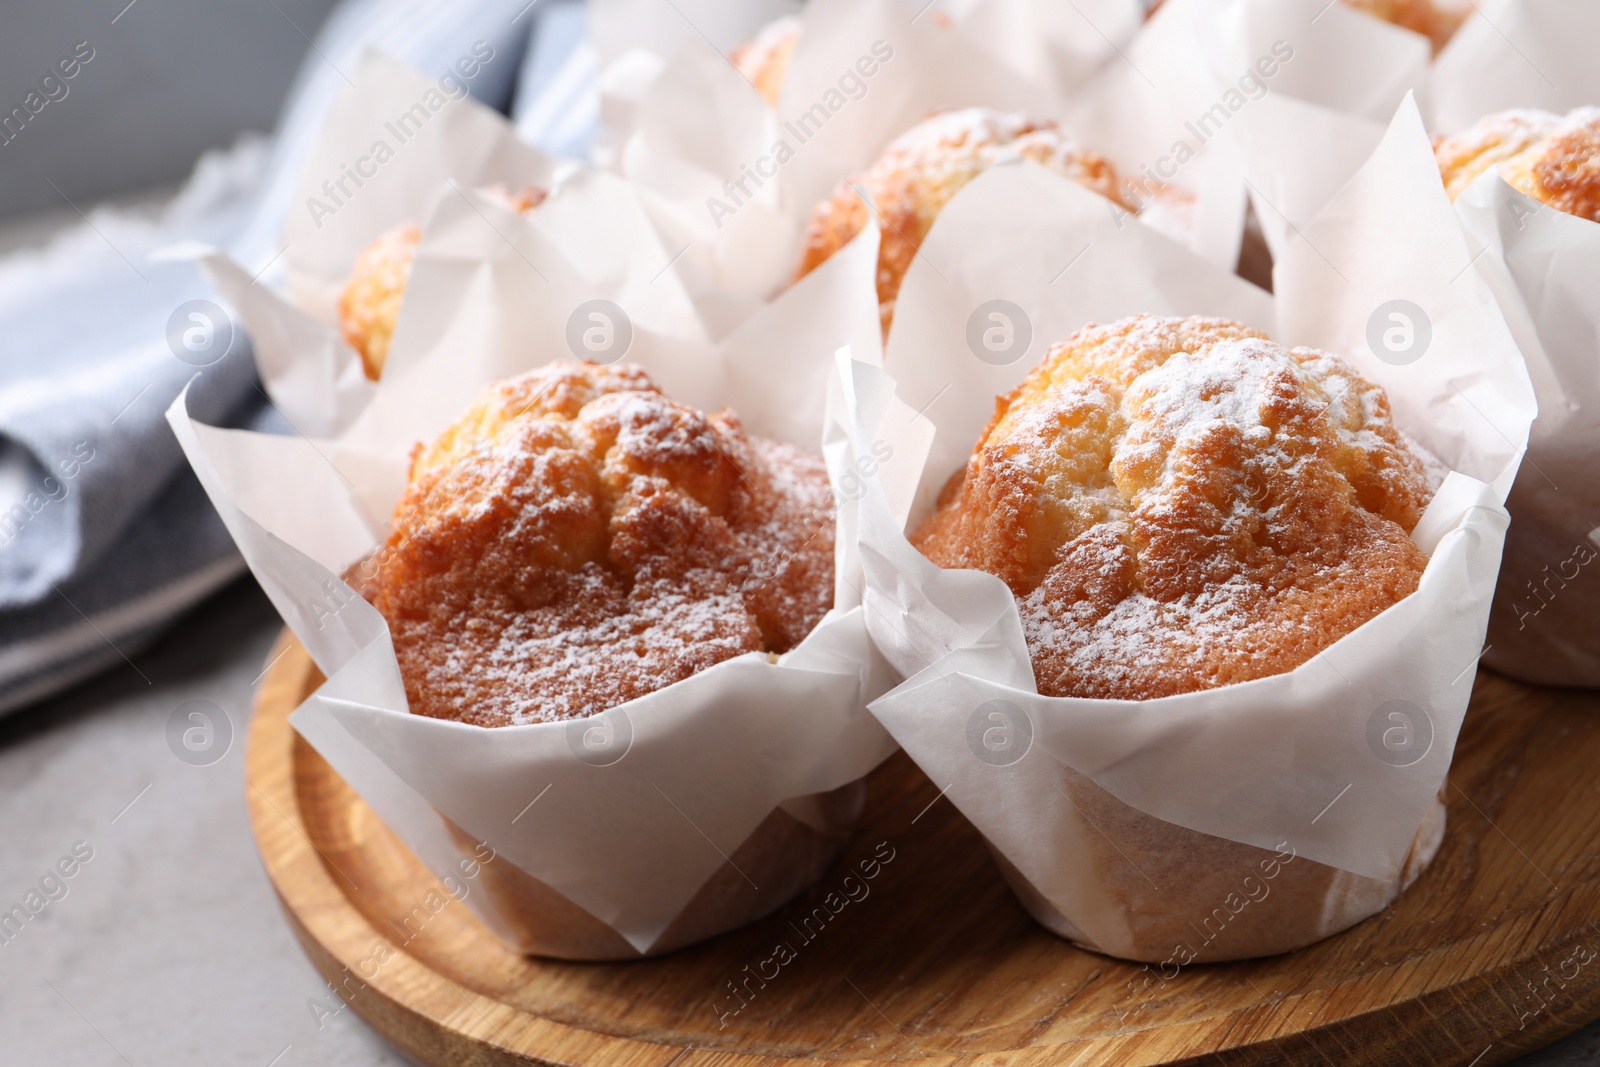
[246,631,1600,1066]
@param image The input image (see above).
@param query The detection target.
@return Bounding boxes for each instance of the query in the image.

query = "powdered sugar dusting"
[366,362,835,726]
[914,315,1434,699]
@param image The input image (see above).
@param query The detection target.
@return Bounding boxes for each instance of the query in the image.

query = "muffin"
[730,14,799,107]
[1434,107,1600,221]
[794,109,1157,335]
[914,315,1433,699]
[367,360,835,726]
[338,183,548,380]
[358,359,856,957]
[908,314,1442,962]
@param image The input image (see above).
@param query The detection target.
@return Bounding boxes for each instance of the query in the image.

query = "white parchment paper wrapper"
[844,96,1534,961]
[1196,0,1431,261]
[1455,174,1600,685]
[167,166,904,953]
[1059,0,1283,270]
[1227,4,1600,685]
[1229,0,1600,259]
[281,50,567,329]
[189,51,568,439]
[1431,0,1600,135]
[956,0,1142,102]
[596,0,1137,328]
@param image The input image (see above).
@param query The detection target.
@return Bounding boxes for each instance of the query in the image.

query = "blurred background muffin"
[1436,106,1600,686]
[793,109,1166,336]
[729,13,799,106]
[338,182,547,378]
[1435,107,1600,220]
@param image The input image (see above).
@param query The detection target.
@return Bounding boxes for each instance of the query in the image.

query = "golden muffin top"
[369,361,835,726]
[913,315,1434,699]
[1435,107,1600,221]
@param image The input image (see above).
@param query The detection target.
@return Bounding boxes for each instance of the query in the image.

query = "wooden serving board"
[247,631,1600,1066]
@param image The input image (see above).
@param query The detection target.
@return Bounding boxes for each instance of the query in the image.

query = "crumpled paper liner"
[1227,0,1600,259]
[1060,0,1279,270]
[189,50,568,438]
[1124,0,1427,266]
[1227,1,1600,686]
[440,782,864,959]
[991,770,1446,964]
[835,94,1533,961]
[168,135,908,953]
[1455,175,1600,686]
[1430,0,1600,134]
[279,50,567,330]
[595,0,1190,329]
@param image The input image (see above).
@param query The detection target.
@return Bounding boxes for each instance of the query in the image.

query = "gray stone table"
[0,578,409,1066]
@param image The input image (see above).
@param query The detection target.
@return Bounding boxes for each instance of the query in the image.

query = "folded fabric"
[0,0,546,714]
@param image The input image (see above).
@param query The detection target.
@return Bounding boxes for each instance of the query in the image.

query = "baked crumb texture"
[369,362,836,727]
[1435,107,1600,221]
[912,315,1433,700]
[792,109,1144,336]
[338,184,548,381]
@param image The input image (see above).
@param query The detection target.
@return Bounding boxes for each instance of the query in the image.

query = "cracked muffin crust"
[368,361,835,726]
[912,314,1434,699]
